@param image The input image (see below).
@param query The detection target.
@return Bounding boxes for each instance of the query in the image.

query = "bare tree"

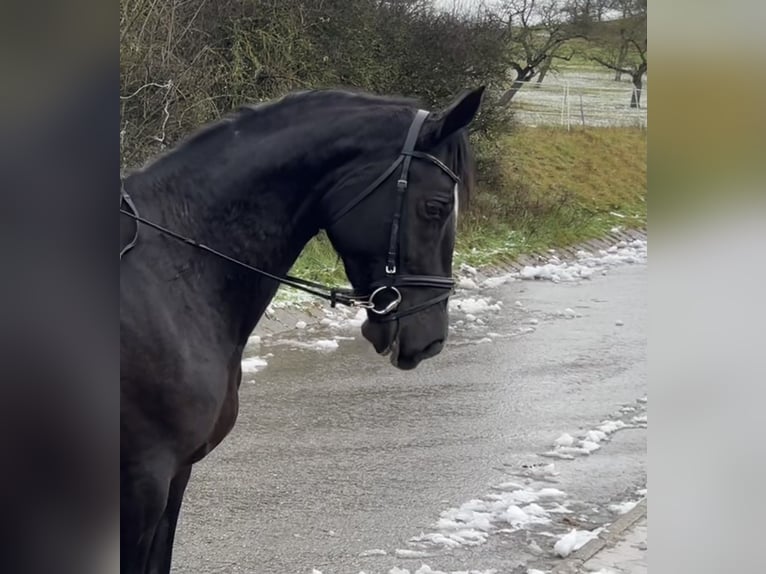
[602,0,645,80]
[496,0,587,105]
[593,33,646,107]
[589,0,646,106]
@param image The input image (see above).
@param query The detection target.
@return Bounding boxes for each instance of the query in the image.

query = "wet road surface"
[172,262,647,574]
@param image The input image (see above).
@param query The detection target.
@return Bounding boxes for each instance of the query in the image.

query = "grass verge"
[287,126,646,286]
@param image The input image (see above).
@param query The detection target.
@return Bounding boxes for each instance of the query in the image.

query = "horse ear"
[423,86,485,144]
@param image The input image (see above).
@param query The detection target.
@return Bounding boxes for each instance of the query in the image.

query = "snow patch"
[407,484,571,554]
[348,309,367,327]
[449,297,503,315]
[597,420,628,434]
[539,451,575,460]
[460,263,478,276]
[580,440,601,453]
[553,528,602,557]
[359,548,388,557]
[609,500,638,514]
[388,566,498,574]
[537,488,567,499]
[520,462,559,479]
[516,239,646,283]
[312,339,339,350]
[276,338,340,352]
[543,406,645,460]
[241,356,268,373]
[554,433,575,447]
[311,307,367,331]
[482,274,515,288]
[584,430,608,443]
[457,277,479,290]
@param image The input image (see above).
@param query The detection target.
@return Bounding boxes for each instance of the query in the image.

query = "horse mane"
[124,88,476,205]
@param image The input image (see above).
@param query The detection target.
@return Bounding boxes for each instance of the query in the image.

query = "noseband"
[120,109,459,322]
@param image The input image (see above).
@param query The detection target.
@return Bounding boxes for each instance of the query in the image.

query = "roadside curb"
[551,498,647,574]
[482,227,647,275]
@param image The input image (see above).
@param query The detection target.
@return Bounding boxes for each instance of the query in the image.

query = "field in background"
[513,69,647,128]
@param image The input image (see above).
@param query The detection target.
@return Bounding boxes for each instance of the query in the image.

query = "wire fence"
[512,77,648,129]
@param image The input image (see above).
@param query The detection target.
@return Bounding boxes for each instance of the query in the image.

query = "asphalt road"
[172,261,647,574]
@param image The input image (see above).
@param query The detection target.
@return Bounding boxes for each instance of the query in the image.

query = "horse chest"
[188,369,241,465]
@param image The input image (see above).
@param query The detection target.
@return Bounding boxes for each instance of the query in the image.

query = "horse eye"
[425,201,445,218]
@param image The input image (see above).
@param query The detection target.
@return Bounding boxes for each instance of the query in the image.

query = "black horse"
[120,86,484,573]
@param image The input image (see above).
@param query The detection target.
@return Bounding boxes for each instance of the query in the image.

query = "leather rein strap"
[120,108,460,320]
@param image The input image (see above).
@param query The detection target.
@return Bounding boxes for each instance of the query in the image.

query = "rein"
[120,194,370,310]
[120,109,460,319]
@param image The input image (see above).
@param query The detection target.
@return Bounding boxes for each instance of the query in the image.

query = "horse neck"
[129,128,338,347]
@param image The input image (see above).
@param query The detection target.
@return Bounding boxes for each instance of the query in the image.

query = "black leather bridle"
[120,108,459,321]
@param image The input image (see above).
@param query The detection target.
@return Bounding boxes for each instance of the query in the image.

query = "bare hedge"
[120,0,513,168]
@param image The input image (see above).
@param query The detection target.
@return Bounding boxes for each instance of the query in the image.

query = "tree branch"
[591,56,633,75]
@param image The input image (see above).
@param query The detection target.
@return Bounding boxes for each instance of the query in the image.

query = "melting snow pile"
[609,500,639,514]
[276,338,340,351]
[517,239,647,283]
[317,307,367,330]
[314,567,498,574]
[519,262,595,282]
[406,483,570,553]
[517,462,559,480]
[553,527,602,557]
[540,396,647,460]
[457,277,480,290]
[542,428,610,460]
[449,296,503,315]
[311,339,339,350]
[482,274,516,289]
[241,356,268,373]
[388,567,498,574]
[358,548,388,557]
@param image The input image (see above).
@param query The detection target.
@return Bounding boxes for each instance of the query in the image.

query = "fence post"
[560,83,566,127]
